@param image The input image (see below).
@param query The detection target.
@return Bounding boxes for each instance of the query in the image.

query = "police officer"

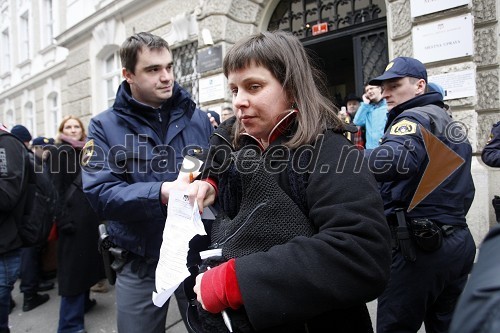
[82,32,213,333]
[481,121,500,222]
[482,121,500,167]
[365,57,476,332]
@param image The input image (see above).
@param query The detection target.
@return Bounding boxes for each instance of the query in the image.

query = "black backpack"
[0,131,58,246]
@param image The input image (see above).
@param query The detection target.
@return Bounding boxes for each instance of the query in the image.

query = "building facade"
[0,0,498,243]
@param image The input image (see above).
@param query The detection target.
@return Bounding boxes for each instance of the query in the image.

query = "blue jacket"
[481,121,500,167]
[82,81,213,258]
[353,99,387,149]
[366,92,474,225]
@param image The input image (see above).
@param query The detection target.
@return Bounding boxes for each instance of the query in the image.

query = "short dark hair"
[120,32,170,74]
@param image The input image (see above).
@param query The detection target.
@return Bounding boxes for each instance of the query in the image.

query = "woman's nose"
[233,91,249,108]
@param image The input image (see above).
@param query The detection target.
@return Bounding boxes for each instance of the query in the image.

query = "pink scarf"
[59,133,86,149]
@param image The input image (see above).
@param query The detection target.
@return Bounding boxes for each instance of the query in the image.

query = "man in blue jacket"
[366,57,476,332]
[353,84,387,149]
[82,32,213,333]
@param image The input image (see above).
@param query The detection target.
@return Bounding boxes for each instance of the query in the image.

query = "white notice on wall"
[428,69,476,100]
[412,14,473,64]
[199,74,225,103]
[410,0,469,18]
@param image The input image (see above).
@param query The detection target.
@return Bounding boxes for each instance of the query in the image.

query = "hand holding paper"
[152,190,207,307]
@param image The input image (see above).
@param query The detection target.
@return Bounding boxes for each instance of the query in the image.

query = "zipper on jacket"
[213,132,233,148]
[157,110,162,123]
[210,201,267,249]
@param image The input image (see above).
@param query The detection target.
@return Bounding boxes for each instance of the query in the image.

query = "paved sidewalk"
[8,279,188,333]
[8,279,424,332]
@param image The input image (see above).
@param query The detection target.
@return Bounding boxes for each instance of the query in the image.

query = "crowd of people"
[0,29,498,333]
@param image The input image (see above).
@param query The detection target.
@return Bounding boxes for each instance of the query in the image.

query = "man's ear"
[416,79,427,95]
[122,67,133,84]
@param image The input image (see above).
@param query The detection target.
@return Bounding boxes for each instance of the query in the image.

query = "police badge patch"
[390,119,417,136]
[81,139,94,166]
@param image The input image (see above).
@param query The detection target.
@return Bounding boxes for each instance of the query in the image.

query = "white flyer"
[152,190,207,307]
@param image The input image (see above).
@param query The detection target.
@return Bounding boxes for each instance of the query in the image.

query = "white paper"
[152,190,207,307]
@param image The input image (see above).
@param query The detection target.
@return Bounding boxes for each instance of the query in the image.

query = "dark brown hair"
[223,30,342,148]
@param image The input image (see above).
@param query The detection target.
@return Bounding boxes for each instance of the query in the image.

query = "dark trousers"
[20,246,41,295]
[377,227,476,333]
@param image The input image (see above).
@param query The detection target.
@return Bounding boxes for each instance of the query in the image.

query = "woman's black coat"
[49,141,104,296]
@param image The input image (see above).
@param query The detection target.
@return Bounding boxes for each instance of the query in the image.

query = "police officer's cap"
[369,57,427,86]
[32,136,55,146]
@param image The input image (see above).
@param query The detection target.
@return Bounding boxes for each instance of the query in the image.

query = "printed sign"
[412,14,473,64]
[428,69,476,100]
[199,74,225,103]
[197,45,223,73]
[410,0,469,18]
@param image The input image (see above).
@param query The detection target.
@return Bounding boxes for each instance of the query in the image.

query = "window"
[19,11,30,61]
[1,29,10,73]
[41,0,54,47]
[5,109,14,129]
[47,92,59,136]
[102,50,121,107]
[172,42,199,103]
[24,101,35,135]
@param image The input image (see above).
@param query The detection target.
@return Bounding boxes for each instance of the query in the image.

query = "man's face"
[123,47,174,108]
[365,85,383,103]
[346,100,360,115]
[381,77,426,111]
[221,109,234,122]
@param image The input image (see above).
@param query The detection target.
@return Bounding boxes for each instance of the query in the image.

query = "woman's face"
[228,62,290,146]
[62,118,83,141]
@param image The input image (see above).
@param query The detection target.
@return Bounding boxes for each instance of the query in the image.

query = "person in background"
[48,115,105,333]
[353,84,387,149]
[220,106,234,122]
[207,110,220,128]
[10,125,32,148]
[10,127,54,313]
[0,124,26,333]
[482,121,500,168]
[82,32,213,333]
[339,93,365,149]
[366,57,476,332]
[13,134,54,312]
[187,30,391,332]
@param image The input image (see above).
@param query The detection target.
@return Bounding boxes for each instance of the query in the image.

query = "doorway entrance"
[304,23,388,107]
[268,0,388,107]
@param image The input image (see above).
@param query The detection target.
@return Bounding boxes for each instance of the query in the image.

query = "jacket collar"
[385,92,444,132]
[242,109,298,150]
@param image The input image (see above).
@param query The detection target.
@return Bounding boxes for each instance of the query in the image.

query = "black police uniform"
[366,92,476,332]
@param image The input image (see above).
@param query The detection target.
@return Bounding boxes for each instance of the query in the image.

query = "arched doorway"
[268,0,388,106]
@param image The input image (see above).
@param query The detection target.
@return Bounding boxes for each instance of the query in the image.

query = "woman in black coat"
[48,115,104,333]
[168,31,392,332]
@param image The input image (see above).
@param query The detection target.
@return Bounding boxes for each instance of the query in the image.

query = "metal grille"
[172,41,200,103]
[352,28,388,93]
[269,0,386,39]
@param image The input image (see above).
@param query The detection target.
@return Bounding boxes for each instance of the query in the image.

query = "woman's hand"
[187,180,216,213]
[193,272,206,309]
[160,171,200,205]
